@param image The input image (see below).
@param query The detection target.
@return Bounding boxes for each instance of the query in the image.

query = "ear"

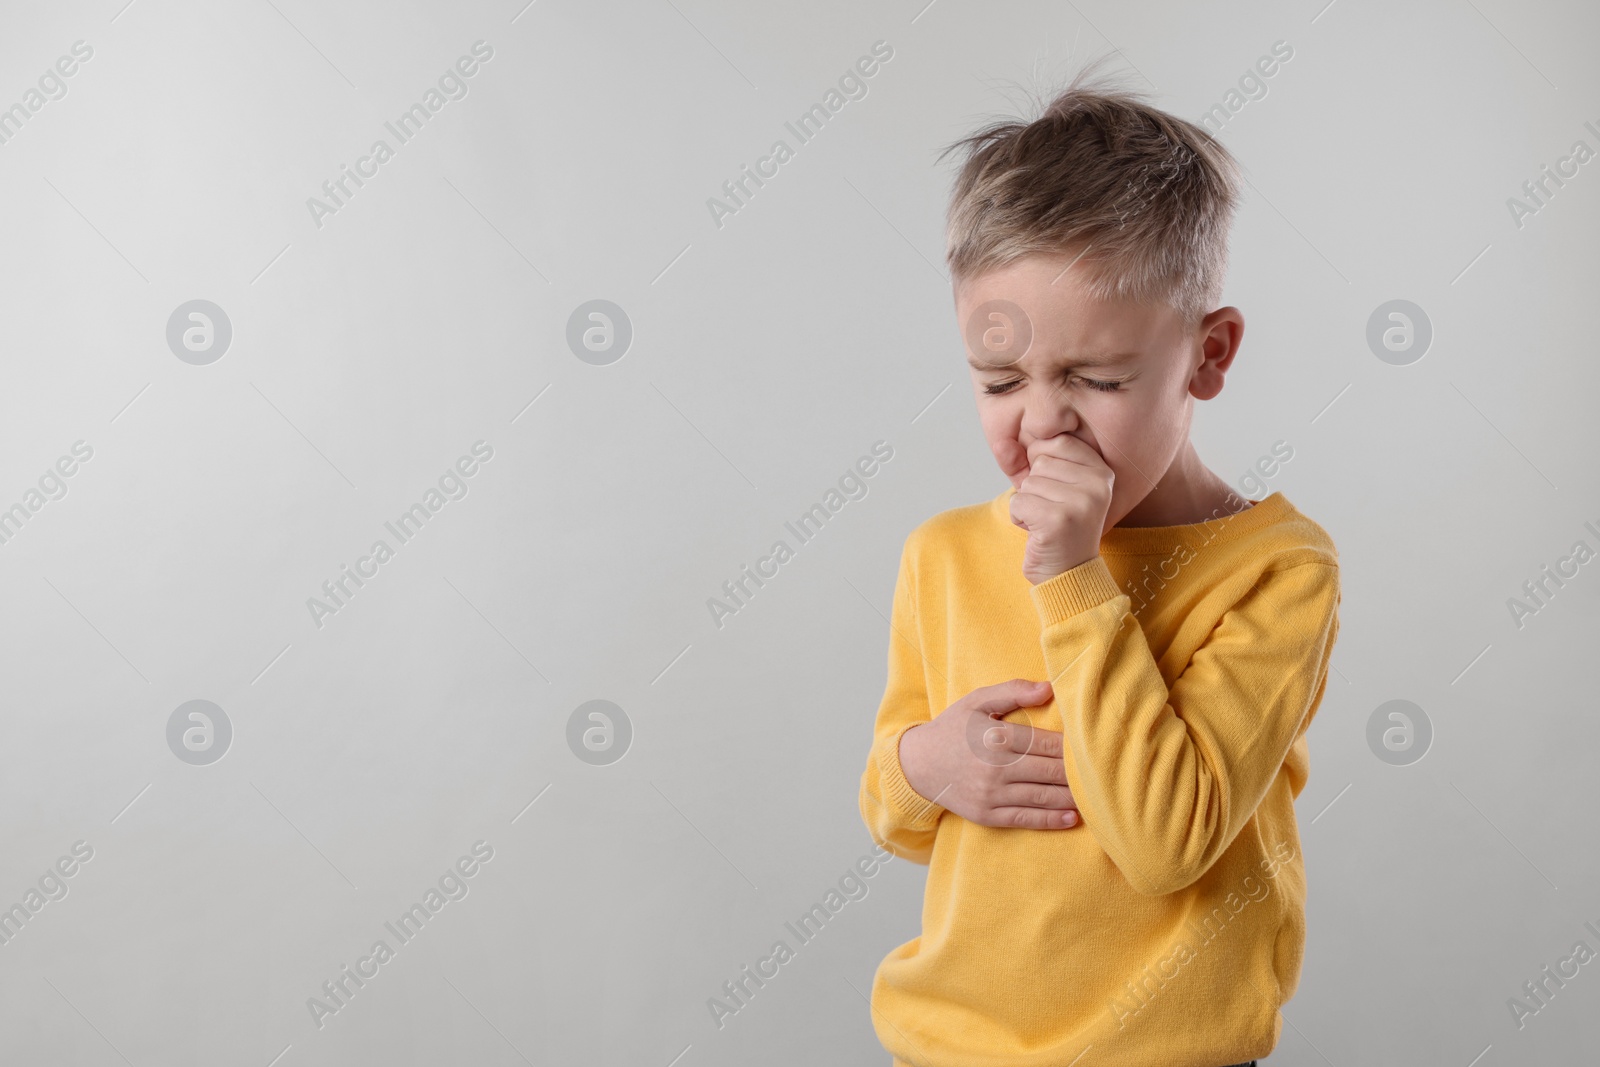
[1189,307,1244,401]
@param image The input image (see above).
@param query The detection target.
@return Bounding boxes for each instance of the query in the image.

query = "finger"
[1021,449,1115,497]
[968,679,1053,716]
[966,720,1068,773]
[987,805,1080,829]
[1026,443,1097,473]
[966,717,1040,769]
[1009,481,1101,526]
[993,781,1077,812]
[1024,453,1109,490]
[984,720,1065,759]
[1026,433,1100,468]
[1025,442,1114,498]
[1013,473,1115,527]
[1022,726,1065,759]
[1002,751,1071,788]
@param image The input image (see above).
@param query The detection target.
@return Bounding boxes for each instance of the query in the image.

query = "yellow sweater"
[859,485,1341,1067]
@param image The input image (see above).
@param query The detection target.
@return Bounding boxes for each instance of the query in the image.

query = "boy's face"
[956,253,1227,530]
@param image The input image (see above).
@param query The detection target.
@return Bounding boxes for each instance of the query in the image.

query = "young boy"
[858,67,1341,1067]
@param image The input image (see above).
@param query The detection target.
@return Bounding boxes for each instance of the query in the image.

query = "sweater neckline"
[993,484,1294,554]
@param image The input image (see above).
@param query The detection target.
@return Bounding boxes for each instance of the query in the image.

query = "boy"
[858,65,1341,1067]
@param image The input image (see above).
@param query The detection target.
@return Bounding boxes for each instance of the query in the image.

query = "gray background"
[1,0,1597,1064]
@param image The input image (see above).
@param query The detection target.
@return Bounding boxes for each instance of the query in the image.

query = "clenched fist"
[1010,434,1115,585]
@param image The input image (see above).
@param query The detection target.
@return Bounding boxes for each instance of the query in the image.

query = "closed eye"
[983,376,1123,396]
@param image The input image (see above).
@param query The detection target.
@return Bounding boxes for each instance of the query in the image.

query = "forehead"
[956,258,1174,370]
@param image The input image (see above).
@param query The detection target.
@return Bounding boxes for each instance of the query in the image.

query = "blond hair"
[940,57,1244,330]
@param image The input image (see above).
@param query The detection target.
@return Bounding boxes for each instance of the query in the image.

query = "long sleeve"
[1030,555,1340,896]
[859,532,946,865]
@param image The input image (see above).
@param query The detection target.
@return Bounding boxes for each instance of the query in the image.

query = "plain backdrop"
[1,0,1597,1064]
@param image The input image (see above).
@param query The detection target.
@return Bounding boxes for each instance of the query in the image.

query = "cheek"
[978,405,1016,444]
[1101,395,1182,478]
[1109,392,1167,442]
[980,409,1027,467]
[1093,406,1151,481]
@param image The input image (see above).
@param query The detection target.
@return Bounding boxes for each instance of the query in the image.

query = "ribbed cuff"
[878,725,945,828]
[1029,555,1123,625]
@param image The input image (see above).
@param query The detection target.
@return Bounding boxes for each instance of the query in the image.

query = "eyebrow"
[966,351,1140,372]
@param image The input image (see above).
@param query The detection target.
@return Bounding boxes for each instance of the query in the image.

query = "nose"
[1019,386,1084,443]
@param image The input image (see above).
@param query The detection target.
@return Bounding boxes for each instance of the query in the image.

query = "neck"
[1114,442,1243,528]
